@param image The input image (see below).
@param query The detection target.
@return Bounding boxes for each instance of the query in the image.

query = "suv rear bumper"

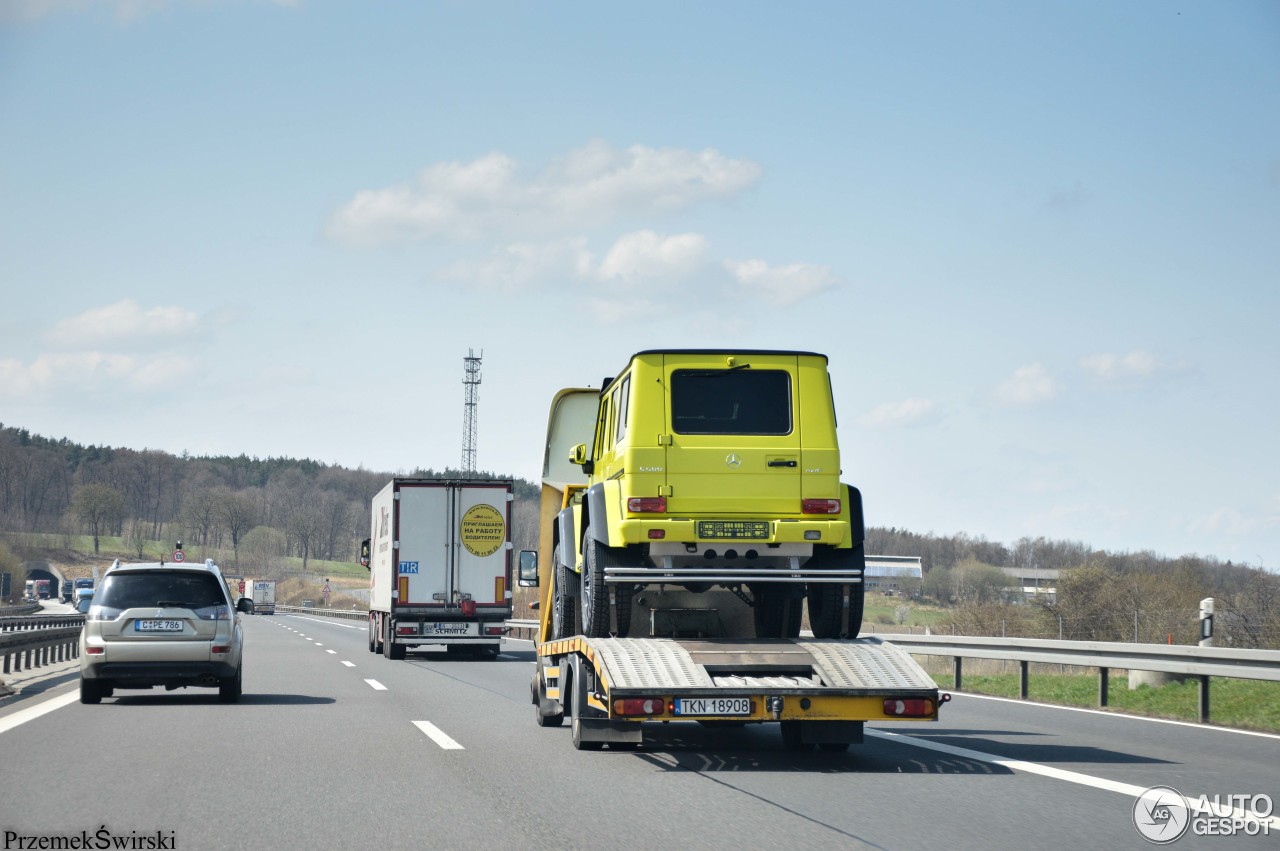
[82,661,239,686]
[615,517,851,546]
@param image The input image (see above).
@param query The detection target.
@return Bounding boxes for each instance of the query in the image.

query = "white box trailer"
[246,579,275,614]
[365,478,513,660]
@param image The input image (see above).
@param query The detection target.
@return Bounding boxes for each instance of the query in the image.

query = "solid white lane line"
[413,720,464,750]
[952,691,1280,741]
[365,679,387,691]
[870,729,1280,830]
[341,661,355,667]
[0,690,78,736]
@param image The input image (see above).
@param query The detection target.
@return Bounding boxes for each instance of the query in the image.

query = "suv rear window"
[670,369,792,435]
[96,571,227,610]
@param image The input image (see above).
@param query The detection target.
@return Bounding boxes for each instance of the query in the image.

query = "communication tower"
[461,349,482,474]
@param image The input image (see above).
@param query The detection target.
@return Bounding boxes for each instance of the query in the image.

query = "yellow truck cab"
[550,349,866,640]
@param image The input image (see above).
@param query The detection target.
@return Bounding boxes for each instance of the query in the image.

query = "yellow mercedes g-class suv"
[553,350,865,640]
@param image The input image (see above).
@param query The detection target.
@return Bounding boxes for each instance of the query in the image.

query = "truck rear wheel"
[383,617,406,660]
[807,582,865,639]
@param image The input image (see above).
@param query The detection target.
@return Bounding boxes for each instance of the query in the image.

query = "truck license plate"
[673,697,751,716]
[697,521,769,540]
[134,620,182,632]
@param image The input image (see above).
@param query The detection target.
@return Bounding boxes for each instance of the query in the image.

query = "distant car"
[79,558,253,704]
[302,600,314,608]
[74,588,95,614]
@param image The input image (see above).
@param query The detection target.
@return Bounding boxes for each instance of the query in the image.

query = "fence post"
[953,656,963,691]
[1019,660,1029,699]
[1099,668,1109,707]
[1198,676,1210,723]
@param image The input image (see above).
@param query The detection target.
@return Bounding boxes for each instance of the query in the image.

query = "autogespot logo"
[1134,786,1191,844]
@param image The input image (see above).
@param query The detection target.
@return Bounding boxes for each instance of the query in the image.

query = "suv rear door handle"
[768,459,797,468]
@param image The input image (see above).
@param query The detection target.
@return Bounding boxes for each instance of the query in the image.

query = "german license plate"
[697,521,769,540]
[673,697,751,716]
[134,620,182,632]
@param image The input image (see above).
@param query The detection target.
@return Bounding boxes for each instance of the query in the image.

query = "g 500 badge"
[460,503,505,557]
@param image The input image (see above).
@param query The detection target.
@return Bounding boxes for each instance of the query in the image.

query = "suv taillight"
[627,496,666,513]
[801,499,841,515]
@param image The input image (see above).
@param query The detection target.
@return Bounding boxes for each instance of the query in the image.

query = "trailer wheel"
[383,617,406,660]
[368,616,377,653]
[580,528,612,638]
[551,545,577,640]
[568,667,604,750]
[533,664,564,728]
[807,582,864,639]
[780,721,814,751]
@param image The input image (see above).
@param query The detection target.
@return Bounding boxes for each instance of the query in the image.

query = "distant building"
[1000,566,1059,599]
[865,555,923,594]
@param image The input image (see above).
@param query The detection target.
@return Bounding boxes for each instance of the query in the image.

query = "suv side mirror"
[569,443,594,475]
[236,597,254,614]
[517,550,538,587]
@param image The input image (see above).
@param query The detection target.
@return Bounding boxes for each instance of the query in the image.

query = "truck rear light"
[801,498,841,515]
[883,698,935,718]
[483,626,504,635]
[461,599,477,617]
[627,496,666,513]
[613,697,665,716]
[647,529,665,539]
[396,626,418,635]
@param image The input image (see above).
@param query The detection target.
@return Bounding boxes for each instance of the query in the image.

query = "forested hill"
[0,423,539,566]
[0,422,1252,580]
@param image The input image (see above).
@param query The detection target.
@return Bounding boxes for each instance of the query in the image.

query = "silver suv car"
[79,558,253,704]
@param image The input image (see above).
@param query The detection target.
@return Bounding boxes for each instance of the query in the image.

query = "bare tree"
[71,483,126,554]
[213,487,259,565]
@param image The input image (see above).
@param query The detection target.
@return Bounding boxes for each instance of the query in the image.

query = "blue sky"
[1,1,1277,568]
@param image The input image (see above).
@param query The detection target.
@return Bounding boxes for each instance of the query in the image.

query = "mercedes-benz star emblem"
[725,454,742,469]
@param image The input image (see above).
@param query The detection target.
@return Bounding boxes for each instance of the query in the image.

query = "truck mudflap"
[536,636,944,749]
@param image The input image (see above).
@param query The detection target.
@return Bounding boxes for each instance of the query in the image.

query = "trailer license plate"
[673,698,751,717]
[134,620,182,632]
[697,521,769,540]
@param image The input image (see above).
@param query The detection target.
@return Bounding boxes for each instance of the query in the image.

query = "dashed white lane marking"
[315,643,323,646]
[325,650,336,654]
[365,679,387,691]
[0,691,78,735]
[341,661,355,667]
[413,720,464,750]
[870,729,1280,831]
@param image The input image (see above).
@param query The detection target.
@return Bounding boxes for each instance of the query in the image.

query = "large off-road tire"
[613,583,633,638]
[580,528,612,638]
[753,586,802,639]
[807,582,865,639]
[218,664,243,703]
[79,678,102,705]
[551,545,578,640]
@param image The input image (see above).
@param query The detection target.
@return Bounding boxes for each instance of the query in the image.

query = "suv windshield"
[96,571,227,610]
[670,369,792,435]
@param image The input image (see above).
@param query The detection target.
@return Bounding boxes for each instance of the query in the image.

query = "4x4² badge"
[725,453,742,469]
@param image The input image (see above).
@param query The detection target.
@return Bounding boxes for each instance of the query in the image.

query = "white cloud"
[596,231,707,282]
[45,299,200,348]
[723,259,839,307]
[856,398,938,429]
[0,352,196,396]
[438,238,593,292]
[1079,349,1159,381]
[326,140,761,246]
[995,363,1058,406]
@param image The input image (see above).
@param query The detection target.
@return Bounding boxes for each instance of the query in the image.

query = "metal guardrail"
[273,605,367,621]
[506,619,538,639]
[0,604,41,617]
[869,633,1280,724]
[1,614,85,677]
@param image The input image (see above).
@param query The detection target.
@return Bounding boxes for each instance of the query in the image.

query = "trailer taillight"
[801,498,841,515]
[883,698,936,718]
[613,697,665,716]
[483,626,504,635]
[627,497,666,513]
[396,626,418,635]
